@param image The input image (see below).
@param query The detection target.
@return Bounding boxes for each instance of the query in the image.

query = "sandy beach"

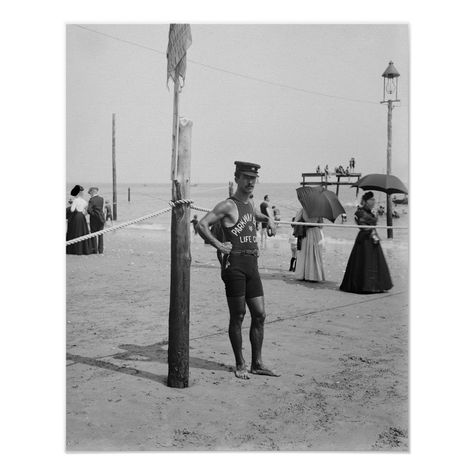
[66,222,408,451]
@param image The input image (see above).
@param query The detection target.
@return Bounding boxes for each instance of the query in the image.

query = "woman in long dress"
[66,185,93,255]
[294,207,325,282]
[340,191,393,293]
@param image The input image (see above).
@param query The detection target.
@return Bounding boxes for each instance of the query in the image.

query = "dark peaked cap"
[234,161,260,177]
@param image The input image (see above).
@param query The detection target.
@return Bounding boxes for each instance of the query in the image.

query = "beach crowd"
[259,191,392,294]
[66,185,112,255]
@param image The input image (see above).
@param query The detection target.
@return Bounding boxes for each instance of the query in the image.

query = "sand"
[66,225,408,451]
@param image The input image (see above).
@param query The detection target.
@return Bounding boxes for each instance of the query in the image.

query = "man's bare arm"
[197,200,234,253]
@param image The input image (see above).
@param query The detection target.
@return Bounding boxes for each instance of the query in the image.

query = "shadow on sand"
[281,276,341,291]
[115,342,232,373]
[67,342,232,387]
[66,352,168,385]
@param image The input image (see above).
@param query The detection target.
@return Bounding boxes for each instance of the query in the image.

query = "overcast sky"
[67,24,409,184]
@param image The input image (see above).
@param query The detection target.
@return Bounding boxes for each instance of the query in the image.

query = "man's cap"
[234,161,260,177]
[88,187,99,193]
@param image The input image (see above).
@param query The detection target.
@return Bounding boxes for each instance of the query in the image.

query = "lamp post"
[381,61,400,239]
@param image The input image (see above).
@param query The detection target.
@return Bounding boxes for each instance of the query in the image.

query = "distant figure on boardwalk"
[324,164,329,175]
[87,187,105,254]
[340,191,393,294]
[316,165,321,174]
[294,208,325,282]
[190,214,199,235]
[104,200,113,223]
[66,185,93,255]
[349,157,356,171]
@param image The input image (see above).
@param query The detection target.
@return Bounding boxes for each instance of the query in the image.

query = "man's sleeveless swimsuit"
[221,196,263,298]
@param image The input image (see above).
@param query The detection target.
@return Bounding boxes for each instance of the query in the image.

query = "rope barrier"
[188,205,407,230]
[67,199,194,246]
[66,200,407,246]
[276,219,408,230]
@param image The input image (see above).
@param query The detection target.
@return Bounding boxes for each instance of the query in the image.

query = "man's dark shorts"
[221,255,263,298]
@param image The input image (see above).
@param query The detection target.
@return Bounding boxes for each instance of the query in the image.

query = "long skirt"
[294,227,325,282]
[66,211,93,255]
[340,230,393,293]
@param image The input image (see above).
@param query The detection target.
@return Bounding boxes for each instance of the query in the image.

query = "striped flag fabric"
[167,24,192,86]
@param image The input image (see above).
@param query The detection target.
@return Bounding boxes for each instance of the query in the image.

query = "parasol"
[296,186,345,222]
[352,173,408,195]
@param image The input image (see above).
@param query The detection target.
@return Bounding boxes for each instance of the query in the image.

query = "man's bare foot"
[250,364,280,377]
[235,364,250,379]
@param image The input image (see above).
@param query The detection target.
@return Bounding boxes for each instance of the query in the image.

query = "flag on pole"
[167,24,192,87]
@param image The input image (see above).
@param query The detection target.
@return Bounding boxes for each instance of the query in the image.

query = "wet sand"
[66,226,408,451]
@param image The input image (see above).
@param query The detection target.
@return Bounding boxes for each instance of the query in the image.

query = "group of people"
[289,190,392,293]
[196,161,392,380]
[316,158,356,175]
[66,185,112,255]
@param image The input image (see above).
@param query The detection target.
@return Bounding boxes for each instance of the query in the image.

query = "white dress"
[70,196,88,214]
[294,208,325,282]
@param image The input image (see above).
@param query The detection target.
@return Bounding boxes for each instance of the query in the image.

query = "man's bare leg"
[226,296,250,379]
[246,296,280,376]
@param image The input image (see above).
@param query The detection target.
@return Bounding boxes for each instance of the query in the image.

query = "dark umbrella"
[296,186,345,222]
[352,173,408,195]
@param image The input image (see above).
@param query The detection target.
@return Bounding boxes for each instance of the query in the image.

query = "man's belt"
[230,249,259,257]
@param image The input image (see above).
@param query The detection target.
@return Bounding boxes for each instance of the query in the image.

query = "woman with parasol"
[340,191,393,293]
[293,208,325,282]
[293,186,344,282]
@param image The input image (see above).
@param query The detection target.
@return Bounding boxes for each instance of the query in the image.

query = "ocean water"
[66,181,409,243]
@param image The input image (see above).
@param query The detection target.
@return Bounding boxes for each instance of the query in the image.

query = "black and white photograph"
[65,23,409,451]
[5,0,474,471]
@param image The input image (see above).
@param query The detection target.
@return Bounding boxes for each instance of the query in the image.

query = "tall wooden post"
[386,101,393,239]
[336,175,341,197]
[168,118,193,388]
[112,113,117,221]
[128,187,130,202]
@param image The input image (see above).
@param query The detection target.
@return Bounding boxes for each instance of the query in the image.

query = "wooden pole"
[128,187,130,202]
[170,81,180,180]
[168,118,193,388]
[112,113,117,221]
[336,175,341,196]
[386,101,393,239]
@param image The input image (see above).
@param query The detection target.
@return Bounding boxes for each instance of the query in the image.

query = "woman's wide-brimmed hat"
[70,185,84,197]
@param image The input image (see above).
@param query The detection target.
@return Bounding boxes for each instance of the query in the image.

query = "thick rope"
[188,204,408,230]
[168,198,194,208]
[66,199,193,246]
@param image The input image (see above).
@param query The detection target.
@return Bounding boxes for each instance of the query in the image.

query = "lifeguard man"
[197,161,279,379]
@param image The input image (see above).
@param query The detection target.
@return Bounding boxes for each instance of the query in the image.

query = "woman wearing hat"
[293,207,325,282]
[66,185,93,255]
[340,191,393,293]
